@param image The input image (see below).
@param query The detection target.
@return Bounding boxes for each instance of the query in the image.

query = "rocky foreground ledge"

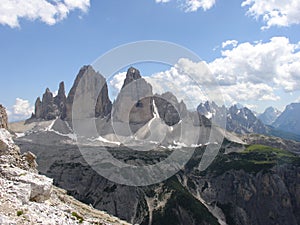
[0,128,131,225]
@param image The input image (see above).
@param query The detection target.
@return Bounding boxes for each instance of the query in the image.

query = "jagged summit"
[31,82,67,121]
[64,65,112,120]
[122,67,142,89]
[258,106,281,125]
[272,103,300,135]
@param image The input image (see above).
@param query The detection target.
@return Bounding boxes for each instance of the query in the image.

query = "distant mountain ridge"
[258,106,281,125]
[197,101,300,141]
[197,101,267,135]
[272,103,300,136]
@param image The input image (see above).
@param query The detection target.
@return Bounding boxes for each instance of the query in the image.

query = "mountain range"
[5,64,300,225]
[28,65,300,142]
[197,101,300,140]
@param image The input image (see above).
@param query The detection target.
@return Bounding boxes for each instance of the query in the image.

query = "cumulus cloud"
[110,72,126,92]
[155,0,216,12]
[7,98,34,122]
[209,37,300,93]
[242,0,300,29]
[0,0,90,28]
[222,40,238,48]
[109,37,300,109]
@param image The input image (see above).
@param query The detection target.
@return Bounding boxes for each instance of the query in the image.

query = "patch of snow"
[167,145,182,149]
[153,100,160,119]
[191,143,202,148]
[43,119,76,140]
[55,131,76,140]
[45,119,56,131]
[206,112,213,119]
[15,133,25,138]
[89,136,121,146]
[173,141,188,147]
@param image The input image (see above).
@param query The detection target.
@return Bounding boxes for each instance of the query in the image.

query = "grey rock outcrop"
[54,81,67,119]
[41,88,58,120]
[112,67,154,133]
[0,104,8,129]
[34,97,42,119]
[154,92,188,126]
[32,82,67,121]
[64,65,112,121]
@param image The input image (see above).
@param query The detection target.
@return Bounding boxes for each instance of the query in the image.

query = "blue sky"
[0,0,300,121]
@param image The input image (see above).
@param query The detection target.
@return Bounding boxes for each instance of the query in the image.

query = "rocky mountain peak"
[154,92,188,126]
[272,102,300,135]
[113,67,154,133]
[57,81,66,97]
[0,104,8,129]
[259,106,281,125]
[122,67,142,89]
[64,65,112,120]
[54,81,67,119]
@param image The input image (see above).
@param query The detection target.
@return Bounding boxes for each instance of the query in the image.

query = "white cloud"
[0,0,90,28]
[8,98,34,122]
[222,40,238,48]
[110,72,126,92]
[209,37,300,93]
[155,0,216,12]
[242,0,300,29]
[181,0,216,12]
[146,36,299,107]
[107,37,300,109]
[146,58,223,108]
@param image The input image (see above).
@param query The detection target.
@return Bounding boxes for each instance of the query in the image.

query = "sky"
[0,0,300,121]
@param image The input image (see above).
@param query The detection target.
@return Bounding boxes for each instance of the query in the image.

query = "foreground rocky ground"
[0,127,131,225]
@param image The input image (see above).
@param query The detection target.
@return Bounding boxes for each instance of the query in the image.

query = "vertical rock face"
[122,67,142,88]
[32,83,67,121]
[54,82,67,119]
[64,65,112,121]
[31,65,112,122]
[0,104,8,129]
[34,97,42,119]
[113,67,154,133]
[41,88,57,120]
[95,79,112,118]
[154,92,188,126]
